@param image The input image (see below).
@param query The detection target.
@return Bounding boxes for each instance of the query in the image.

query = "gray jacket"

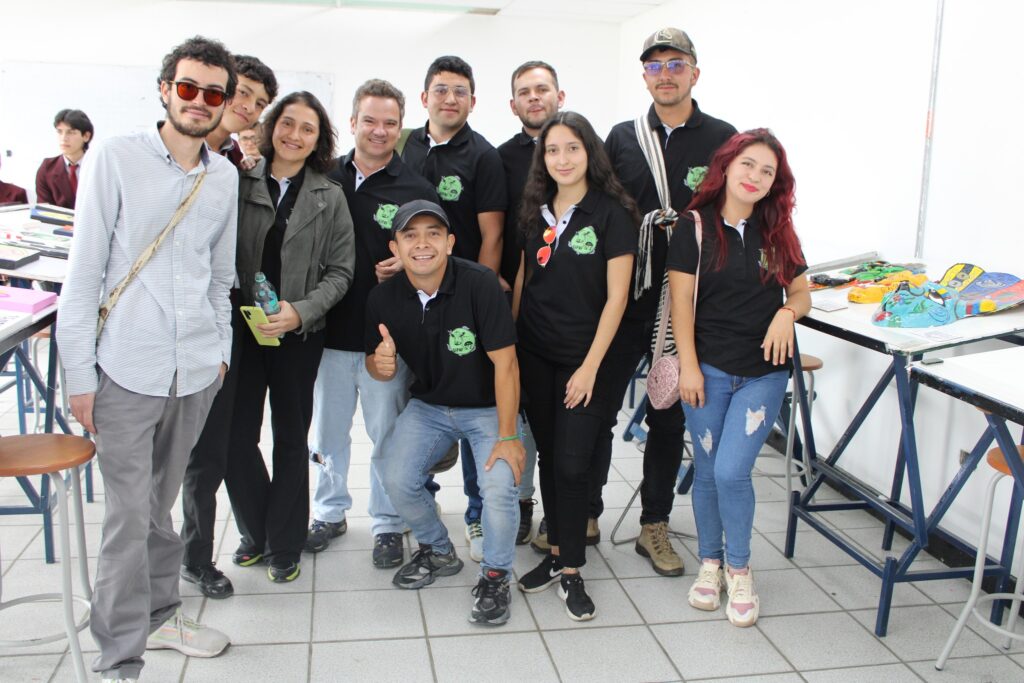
[236,159,355,335]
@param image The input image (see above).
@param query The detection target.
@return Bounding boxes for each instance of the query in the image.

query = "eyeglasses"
[430,84,471,100]
[642,59,693,77]
[536,226,556,267]
[170,81,227,107]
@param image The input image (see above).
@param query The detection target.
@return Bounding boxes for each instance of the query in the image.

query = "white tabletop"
[910,346,1024,423]
[0,256,68,284]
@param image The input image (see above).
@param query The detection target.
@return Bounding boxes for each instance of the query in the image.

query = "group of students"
[52,26,809,683]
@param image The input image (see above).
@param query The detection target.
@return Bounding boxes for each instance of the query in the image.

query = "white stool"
[0,434,95,682]
[936,444,1024,670]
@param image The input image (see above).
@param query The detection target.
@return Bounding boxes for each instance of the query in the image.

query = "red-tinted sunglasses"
[536,226,556,267]
[171,81,227,107]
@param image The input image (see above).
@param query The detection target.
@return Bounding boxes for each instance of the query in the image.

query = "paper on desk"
[902,327,964,343]
[811,289,848,312]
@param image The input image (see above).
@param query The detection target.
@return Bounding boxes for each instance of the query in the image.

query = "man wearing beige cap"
[603,28,736,576]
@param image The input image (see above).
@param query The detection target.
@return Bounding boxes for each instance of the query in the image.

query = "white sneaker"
[146,607,230,657]
[725,568,760,627]
[687,560,724,611]
[465,521,484,563]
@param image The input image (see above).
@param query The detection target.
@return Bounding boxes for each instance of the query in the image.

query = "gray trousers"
[90,370,220,679]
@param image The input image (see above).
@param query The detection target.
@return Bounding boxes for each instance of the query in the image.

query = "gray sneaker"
[145,607,229,657]
[304,518,347,553]
[393,543,463,589]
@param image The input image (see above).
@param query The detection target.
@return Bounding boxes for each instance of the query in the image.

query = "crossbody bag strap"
[633,115,675,300]
[96,170,207,338]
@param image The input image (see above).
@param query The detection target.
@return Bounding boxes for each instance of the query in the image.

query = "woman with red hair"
[667,128,809,627]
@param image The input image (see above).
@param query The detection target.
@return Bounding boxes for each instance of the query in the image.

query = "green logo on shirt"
[685,165,708,191]
[374,203,399,230]
[569,226,598,255]
[447,326,477,356]
[437,175,464,201]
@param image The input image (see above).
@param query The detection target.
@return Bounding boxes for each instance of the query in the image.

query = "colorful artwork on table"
[809,260,926,290]
[847,271,930,303]
[872,264,1024,327]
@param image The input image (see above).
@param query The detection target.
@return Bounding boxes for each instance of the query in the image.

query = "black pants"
[603,317,686,525]
[519,346,621,569]
[225,327,324,564]
[179,307,245,567]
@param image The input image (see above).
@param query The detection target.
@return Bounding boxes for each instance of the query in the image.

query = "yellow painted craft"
[848,272,930,303]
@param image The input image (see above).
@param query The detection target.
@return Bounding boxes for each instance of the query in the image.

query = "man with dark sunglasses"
[177,54,278,602]
[401,55,509,564]
[603,27,736,577]
[57,36,238,683]
[366,200,523,626]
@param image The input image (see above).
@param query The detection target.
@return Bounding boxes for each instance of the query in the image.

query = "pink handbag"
[646,210,702,410]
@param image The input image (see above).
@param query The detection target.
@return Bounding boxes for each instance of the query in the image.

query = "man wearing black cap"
[604,27,737,576]
[365,200,524,626]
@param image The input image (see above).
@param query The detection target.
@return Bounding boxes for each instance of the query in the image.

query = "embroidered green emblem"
[569,226,598,255]
[373,203,399,230]
[758,248,770,271]
[447,326,477,356]
[437,175,464,201]
[685,165,708,191]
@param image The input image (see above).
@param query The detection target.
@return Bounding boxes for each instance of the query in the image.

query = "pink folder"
[0,286,57,313]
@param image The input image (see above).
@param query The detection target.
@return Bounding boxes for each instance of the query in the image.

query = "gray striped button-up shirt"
[58,124,238,398]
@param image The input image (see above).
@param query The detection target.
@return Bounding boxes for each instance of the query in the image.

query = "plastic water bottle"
[253,272,281,315]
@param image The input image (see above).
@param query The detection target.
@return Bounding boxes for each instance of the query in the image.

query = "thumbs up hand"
[373,323,397,378]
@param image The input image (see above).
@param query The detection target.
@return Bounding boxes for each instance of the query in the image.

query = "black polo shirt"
[497,130,536,284]
[365,257,517,408]
[401,121,507,263]
[605,100,736,324]
[666,206,807,377]
[517,189,638,367]
[323,151,439,352]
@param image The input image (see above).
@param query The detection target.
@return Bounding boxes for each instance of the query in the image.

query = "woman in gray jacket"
[225,91,355,583]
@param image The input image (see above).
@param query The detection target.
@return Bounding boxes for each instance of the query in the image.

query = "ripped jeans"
[682,362,789,568]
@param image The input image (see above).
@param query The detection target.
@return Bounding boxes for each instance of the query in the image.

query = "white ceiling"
[199,0,670,22]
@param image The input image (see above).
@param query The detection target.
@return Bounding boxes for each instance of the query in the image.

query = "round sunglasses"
[170,81,227,107]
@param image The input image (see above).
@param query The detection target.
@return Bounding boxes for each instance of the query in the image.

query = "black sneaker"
[180,563,234,599]
[469,568,511,626]
[559,573,596,621]
[392,543,463,589]
[518,553,563,593]
[267,559,300,583]
[304,518,347,553]
[530,517,551,554]
[232,544,263,567]
[373,532,405,569]
[516,499,536,545]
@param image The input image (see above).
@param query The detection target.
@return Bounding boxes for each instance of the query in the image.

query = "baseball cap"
[640,27,697,62]
[391,199,451,233]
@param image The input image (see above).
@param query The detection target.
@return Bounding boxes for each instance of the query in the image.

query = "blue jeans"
[380,399,520,572]
[309,349,410,535]
[460,414,539,523]
[683,362,789,568]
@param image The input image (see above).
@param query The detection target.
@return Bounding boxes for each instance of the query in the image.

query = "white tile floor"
[1,385,1024,682]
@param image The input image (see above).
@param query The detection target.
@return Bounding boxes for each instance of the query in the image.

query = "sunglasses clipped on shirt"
[536,226,557,267]
[642,59,694,77]
[171,81,227,107]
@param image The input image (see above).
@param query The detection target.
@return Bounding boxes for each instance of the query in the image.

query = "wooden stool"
[0,434,95,683]
[937,445,1024,670]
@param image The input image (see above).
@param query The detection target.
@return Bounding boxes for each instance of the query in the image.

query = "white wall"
[621,0,1023,563]
[0,0,621,197]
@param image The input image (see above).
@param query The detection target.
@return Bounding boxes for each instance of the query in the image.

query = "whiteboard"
[0,61,333,200]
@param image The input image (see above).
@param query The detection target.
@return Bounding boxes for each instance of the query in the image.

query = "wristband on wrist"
[780,306,797,319]
[498,434,521,442]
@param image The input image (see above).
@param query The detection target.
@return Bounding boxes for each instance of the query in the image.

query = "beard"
[167,104,223,139]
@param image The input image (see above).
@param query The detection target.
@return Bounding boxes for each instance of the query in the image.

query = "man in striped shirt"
[57,36,238,683]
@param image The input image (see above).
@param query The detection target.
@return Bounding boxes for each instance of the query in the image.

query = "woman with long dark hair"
[513,111,638,621]
[225,91,355,583]
[668,128,808,627]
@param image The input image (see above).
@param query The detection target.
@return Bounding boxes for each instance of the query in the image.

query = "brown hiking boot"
[530,517,551,554]
[635,521,684,576]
